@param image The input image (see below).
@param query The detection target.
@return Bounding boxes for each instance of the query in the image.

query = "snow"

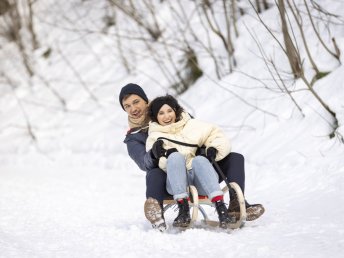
[1,1,344,257]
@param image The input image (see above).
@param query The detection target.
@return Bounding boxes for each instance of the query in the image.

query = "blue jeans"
[166,152,223,200]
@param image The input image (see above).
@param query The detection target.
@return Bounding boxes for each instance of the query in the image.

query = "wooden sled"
[162,182,246,230]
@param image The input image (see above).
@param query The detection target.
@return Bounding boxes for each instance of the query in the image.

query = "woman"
[146,95,234,229]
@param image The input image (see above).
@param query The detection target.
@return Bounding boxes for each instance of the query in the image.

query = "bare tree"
[1,1,34,77]
[171,46,203,94]
[304,0,341,62]
[231,0,239,37]
[56,46,99,103]
[0,0,41,77]
[27,0,39,50]
[277,0,302,79]
[287,0,320,75]
[0,0,10,15]
[245,25,305,117]
[2,0,342,144]
[108,0,162,40]
[2,72,37,142]
[248,0,341,140]
[200,0,236,72]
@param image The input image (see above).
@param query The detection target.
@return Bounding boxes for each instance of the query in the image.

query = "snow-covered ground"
[1,147,344,258]
[1,1,344,257]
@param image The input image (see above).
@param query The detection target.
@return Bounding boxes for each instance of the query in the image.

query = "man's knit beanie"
[119,83,148,110]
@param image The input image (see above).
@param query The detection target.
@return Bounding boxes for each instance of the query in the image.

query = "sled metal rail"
[162,182,246,229]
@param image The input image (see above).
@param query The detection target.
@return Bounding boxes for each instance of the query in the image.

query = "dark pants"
[146,152,245,203]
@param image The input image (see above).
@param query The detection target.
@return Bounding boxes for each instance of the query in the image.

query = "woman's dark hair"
[148,95,184,123]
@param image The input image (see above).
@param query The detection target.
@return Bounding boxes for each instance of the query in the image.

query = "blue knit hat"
[119,83,148,110]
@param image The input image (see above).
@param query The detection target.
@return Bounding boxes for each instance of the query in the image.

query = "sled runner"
[163,182,246,229]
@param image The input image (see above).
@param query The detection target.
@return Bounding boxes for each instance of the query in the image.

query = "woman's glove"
[151,140,166,159]
[206,147,217,161]
[165,148,178,158]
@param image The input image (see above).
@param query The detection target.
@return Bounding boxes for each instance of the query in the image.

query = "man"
[119,83,264,231]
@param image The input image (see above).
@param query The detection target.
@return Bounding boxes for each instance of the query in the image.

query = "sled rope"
[157,137,199,148]
[210,157,235,196]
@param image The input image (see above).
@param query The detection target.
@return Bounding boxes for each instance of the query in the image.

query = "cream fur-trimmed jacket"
[146,112,231,172]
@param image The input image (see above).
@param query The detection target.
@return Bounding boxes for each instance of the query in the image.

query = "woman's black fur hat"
[148,95,184,123]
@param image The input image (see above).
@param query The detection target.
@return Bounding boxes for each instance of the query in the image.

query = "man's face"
[122,94,148,119]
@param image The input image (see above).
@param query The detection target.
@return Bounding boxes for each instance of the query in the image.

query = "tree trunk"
[277,0,302,78]
[27,0,39,50]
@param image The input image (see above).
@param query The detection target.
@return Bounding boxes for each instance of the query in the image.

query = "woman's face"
[157,104,176,126]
